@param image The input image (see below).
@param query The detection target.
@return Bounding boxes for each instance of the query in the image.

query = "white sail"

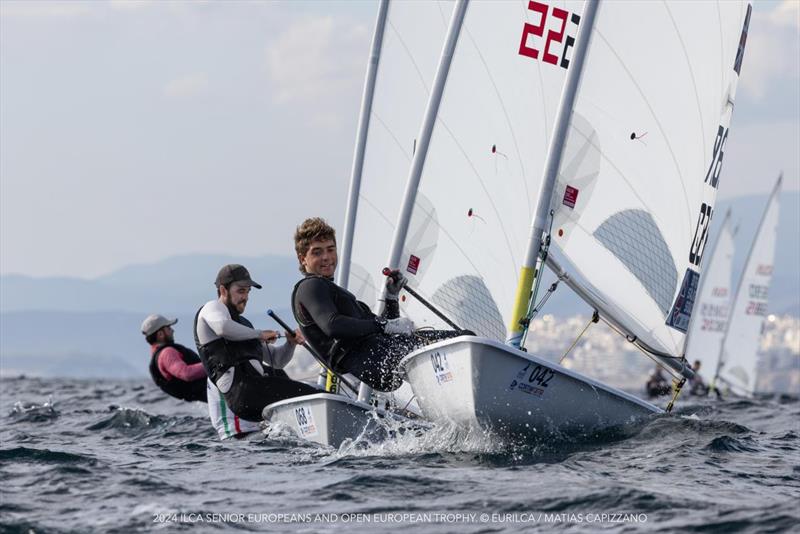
[390,0,585,339]
[684,210,736,383]
[717,176,782,396]
[342,0,455,305]
[545,1,753,358]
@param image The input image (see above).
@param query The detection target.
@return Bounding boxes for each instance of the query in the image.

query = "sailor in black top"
[292,218,464,391]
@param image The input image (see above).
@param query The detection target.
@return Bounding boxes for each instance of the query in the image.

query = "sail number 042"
[528,365,555,387]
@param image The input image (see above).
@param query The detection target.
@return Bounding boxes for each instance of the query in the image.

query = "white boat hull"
[400,336,662,441]
[262,393,420,448]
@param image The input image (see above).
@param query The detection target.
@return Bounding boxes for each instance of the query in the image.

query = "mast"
[336,0,389,396]
[337,0,390,289]
[506,0,600,348]
[713,173,783,390]
[384,0,469,275]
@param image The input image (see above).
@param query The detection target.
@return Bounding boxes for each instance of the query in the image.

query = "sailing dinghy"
[683,209,736,392]
[262,0,454,448]
[712,175,782,397]
[391,0,752,440]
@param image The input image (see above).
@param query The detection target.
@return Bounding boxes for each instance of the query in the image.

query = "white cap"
[141,314,177,336]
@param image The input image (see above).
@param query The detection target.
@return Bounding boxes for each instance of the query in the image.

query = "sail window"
[593,209,678,315]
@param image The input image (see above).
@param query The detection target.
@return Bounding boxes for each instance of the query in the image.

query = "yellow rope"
[666,377,686,413]
[558,311,599,365]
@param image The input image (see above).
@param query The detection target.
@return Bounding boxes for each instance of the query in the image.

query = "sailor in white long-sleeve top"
[194,264,318,422]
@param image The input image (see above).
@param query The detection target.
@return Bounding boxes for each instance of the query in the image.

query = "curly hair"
[294,217,336,273]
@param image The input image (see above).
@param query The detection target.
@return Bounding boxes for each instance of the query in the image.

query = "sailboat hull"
[262,393,421,449]
[401,336,661,441]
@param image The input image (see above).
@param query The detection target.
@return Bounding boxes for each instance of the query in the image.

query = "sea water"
[1,376,798,533]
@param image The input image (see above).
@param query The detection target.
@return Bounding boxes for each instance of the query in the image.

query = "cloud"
[739,0,800,100]
[768,0,800,30]
[108,0,152,12]
[162,74,209,98]
[722,119,799,198]
[266,15,369,107]
[0,1,92,18]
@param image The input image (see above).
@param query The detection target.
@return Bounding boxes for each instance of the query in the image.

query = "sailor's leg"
[225,366,319,422]
[336,334,421,392]
[337,330,474,391]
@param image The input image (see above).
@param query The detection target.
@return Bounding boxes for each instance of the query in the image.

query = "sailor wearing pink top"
[152,343,206,382]
[142,314,208,402]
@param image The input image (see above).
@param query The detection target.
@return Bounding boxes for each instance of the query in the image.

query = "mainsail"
[339,0,455,305]
[542,1,753,364]
[386,0,585,339]
[716,175,782,396]
[684,210,736,384]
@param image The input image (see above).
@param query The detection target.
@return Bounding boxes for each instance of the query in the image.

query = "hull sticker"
[294,405,318,438]
[509,362,555,398]
[430,351,453,385]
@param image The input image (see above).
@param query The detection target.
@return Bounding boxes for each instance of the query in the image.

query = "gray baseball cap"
[215,264,262,289]
[141,314,178,336]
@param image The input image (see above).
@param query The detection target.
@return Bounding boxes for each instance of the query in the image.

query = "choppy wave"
[0,446,97,465]
[1,376,798,534]
[9,399,59,423]
[86,407,170,432]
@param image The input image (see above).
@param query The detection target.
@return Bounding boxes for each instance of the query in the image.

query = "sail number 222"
[518,1,581,70]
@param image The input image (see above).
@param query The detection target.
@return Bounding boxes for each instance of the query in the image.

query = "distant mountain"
[1,193,796,317]
[0,254,302,315]
[0,254,301,378]
[0,192,797,378]
[0,309,296,379]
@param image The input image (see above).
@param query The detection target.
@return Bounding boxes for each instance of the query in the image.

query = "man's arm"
[382,299,400,320]
[159,347,207,381]
[297,278,381,339]
[200,300,263,341]
[197,300,278,348]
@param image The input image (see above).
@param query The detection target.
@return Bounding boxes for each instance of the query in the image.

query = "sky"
[1,0,798,279]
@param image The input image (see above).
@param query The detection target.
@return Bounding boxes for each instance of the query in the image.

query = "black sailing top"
[292,275,397,364]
